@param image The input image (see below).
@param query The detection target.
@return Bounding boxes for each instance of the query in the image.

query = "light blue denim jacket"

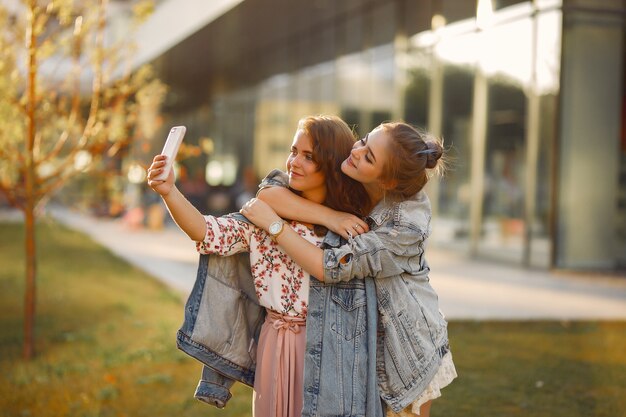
[323,192,450,412]
[176,212,384,417]
[264,170,451,413]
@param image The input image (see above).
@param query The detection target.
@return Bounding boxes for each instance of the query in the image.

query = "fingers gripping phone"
[155,126,186,181]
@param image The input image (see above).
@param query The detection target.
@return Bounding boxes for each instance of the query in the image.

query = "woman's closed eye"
[356,139,373,163]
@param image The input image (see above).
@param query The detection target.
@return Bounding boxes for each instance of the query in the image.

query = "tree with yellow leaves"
[0,0,167,359]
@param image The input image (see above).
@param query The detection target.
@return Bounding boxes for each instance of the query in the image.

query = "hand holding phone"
[154,126,186,181]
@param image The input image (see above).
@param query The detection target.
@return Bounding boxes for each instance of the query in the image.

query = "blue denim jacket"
[261,171,451,413]
[176,213,384,417]
[323,192,450,412]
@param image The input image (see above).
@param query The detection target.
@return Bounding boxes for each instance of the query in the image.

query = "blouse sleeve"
[196,215,252,255]
[322,225,427,283]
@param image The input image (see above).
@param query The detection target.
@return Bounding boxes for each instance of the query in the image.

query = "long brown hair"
[378,122,445,200]
[297,115,371,222]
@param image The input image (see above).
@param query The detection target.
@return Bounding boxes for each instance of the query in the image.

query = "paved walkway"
[19,207,626,320]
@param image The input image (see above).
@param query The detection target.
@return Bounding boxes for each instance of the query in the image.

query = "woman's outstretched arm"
[147,155,206,241]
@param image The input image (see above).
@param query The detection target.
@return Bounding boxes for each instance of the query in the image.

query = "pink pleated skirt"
[253,309,307,417]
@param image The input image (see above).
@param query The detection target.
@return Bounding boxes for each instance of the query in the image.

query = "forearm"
[161,186,207,241]
[257,187,336,227]
[274,226,324,280]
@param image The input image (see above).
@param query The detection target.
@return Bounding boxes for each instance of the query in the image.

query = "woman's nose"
[290,154,301,166]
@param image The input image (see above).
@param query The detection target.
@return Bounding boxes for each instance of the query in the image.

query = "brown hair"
[378,122,445,200]
[297,115,371,221]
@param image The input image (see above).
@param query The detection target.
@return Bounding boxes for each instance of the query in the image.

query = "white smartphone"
[155,125,186,181]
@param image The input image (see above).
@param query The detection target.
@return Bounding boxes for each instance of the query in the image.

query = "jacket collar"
[225,211,252,224]
[366,191,431,228]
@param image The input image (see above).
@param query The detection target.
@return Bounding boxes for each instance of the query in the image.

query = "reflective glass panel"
[476,7,533,262]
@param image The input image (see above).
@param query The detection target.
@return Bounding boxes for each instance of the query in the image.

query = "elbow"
[189,220,208,242]
[315,267,325,282]
[256,187,280,204]
[190,233,205,242]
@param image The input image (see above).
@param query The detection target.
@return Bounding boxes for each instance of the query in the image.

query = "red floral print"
[196,216,322,318]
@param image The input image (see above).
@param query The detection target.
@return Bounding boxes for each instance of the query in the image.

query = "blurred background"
[51,0,624,273]
[1,1,625,415]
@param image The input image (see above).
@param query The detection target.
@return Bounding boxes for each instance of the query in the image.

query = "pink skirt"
[253,309,307,417]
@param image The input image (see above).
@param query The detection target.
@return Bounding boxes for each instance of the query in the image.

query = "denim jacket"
[323,192,449,412]
[262,170,450,413]
[176,213,384,417]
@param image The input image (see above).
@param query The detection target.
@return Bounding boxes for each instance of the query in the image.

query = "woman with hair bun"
[243,121,457,417]
[148,115,372,417]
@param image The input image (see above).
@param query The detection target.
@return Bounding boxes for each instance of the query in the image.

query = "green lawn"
[0,220,252,417]
[1,219,625,417]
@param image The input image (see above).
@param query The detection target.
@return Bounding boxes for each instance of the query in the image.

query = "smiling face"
[341,126,392,201]
[286,129,326,203]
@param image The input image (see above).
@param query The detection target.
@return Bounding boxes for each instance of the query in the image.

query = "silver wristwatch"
[268,220,285,241]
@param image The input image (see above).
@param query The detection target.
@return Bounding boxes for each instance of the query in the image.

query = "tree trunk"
[23,1,38,360]
[23,206,36,360]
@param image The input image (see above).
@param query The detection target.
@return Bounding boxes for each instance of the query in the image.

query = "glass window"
[470,7,534,263]
[479,81,527,262]
[370,2,396,46]
[337,52,369,136]
[406,20,477,250]
[345,13,364,55]
[403,65,430,128]
[337,44,394,135]
[529,8,561,268]
[254,75,295,179]
[369,44,395,127]
[433,66,474,249]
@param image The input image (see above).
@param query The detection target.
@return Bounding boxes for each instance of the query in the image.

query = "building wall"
[152,0,626,271]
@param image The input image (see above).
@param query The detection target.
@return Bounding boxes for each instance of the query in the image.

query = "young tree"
[0,0,166,359]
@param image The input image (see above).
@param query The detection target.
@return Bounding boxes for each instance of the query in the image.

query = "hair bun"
[425,141,443,169]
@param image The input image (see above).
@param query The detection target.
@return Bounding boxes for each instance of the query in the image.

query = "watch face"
[269,222,281,235]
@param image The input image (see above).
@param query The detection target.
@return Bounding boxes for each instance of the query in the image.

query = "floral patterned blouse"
[196,216,323,318]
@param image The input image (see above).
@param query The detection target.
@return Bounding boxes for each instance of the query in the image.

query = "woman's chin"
[340,161,353,177]
[288,178,303,191]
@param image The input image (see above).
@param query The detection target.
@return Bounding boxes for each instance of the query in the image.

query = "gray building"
[134,0,625,271]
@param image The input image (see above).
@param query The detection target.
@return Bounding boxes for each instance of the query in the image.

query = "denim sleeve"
[194,365,235,408]
[257,169,289,194]
[323,225,426,282]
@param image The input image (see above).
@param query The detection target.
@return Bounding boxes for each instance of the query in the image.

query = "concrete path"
[23,206,626,320]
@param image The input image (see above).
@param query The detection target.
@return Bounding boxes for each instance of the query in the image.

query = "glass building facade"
[150,0,626,271]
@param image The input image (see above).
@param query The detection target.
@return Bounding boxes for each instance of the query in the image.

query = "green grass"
[1,219,626,417]
[437,321,626,417]
[0,220,252,417]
